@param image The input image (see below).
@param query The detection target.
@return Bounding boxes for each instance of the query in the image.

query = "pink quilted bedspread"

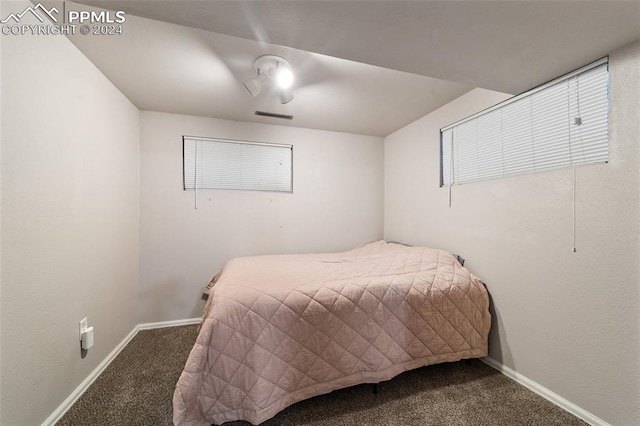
[173,241,491,425]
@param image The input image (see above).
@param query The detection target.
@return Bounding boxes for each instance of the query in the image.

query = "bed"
[173,241,491,425]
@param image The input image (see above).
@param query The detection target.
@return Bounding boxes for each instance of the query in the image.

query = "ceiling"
[67,1,640,136]
[65,2,472,137]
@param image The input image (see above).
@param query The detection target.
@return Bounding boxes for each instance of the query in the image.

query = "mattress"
[173,241,491,425]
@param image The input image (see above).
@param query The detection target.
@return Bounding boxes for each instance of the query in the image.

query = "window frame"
[182,135,294,194]
[440,57,609,187]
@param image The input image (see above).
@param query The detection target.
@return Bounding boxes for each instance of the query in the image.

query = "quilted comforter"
[173,241,491,425]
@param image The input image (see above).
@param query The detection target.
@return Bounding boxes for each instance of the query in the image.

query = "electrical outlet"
[79,318,88,341]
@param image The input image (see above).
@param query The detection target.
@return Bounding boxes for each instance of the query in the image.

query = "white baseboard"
[41,325,140,426]
[481,357,610,426]
[138,317,201,330]
[42,317,200,425]
[42,328,607,426]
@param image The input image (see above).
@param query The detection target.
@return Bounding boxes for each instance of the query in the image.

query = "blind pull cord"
[572,167,576,253]
[449,131,454,208]
[194,140,199,210]
[571,74,581,253]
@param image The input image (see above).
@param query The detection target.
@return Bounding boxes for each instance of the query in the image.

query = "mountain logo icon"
[1,3,59,24]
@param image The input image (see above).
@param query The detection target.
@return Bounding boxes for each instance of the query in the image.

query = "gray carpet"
[59,325,586,426]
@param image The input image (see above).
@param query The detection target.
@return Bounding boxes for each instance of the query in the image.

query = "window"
[183,137,293,193]
[441,58,609,186]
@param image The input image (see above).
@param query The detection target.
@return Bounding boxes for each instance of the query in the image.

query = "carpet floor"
[59,325,586,426]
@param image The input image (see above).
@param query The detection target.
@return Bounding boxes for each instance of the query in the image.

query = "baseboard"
[41,325,140,426]
[42,317,200,425]
[481,357,610,426]
[138,317,201,330]
[42,326,606,426]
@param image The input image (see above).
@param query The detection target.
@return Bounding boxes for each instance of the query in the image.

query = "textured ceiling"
[75,0,640,95]
[65,3,473,136]
[65,1,640,136]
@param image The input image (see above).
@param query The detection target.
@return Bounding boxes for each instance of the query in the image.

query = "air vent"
[255,111,293,120]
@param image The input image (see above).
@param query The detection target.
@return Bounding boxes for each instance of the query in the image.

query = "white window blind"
[183,137,293,193]
[441,59,608,186]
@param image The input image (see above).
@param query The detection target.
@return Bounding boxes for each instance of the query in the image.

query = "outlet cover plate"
[79,318,88,340]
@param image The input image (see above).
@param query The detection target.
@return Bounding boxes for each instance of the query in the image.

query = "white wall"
[384,41,640,425]
[0,10,4,424]
[0,5,140,424]
[140,111,384,322]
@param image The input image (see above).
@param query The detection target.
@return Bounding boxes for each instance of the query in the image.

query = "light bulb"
[276,68,294,89]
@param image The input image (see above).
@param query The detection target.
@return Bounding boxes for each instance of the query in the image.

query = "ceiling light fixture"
[276,68,294,89]
[243,55,295,104]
